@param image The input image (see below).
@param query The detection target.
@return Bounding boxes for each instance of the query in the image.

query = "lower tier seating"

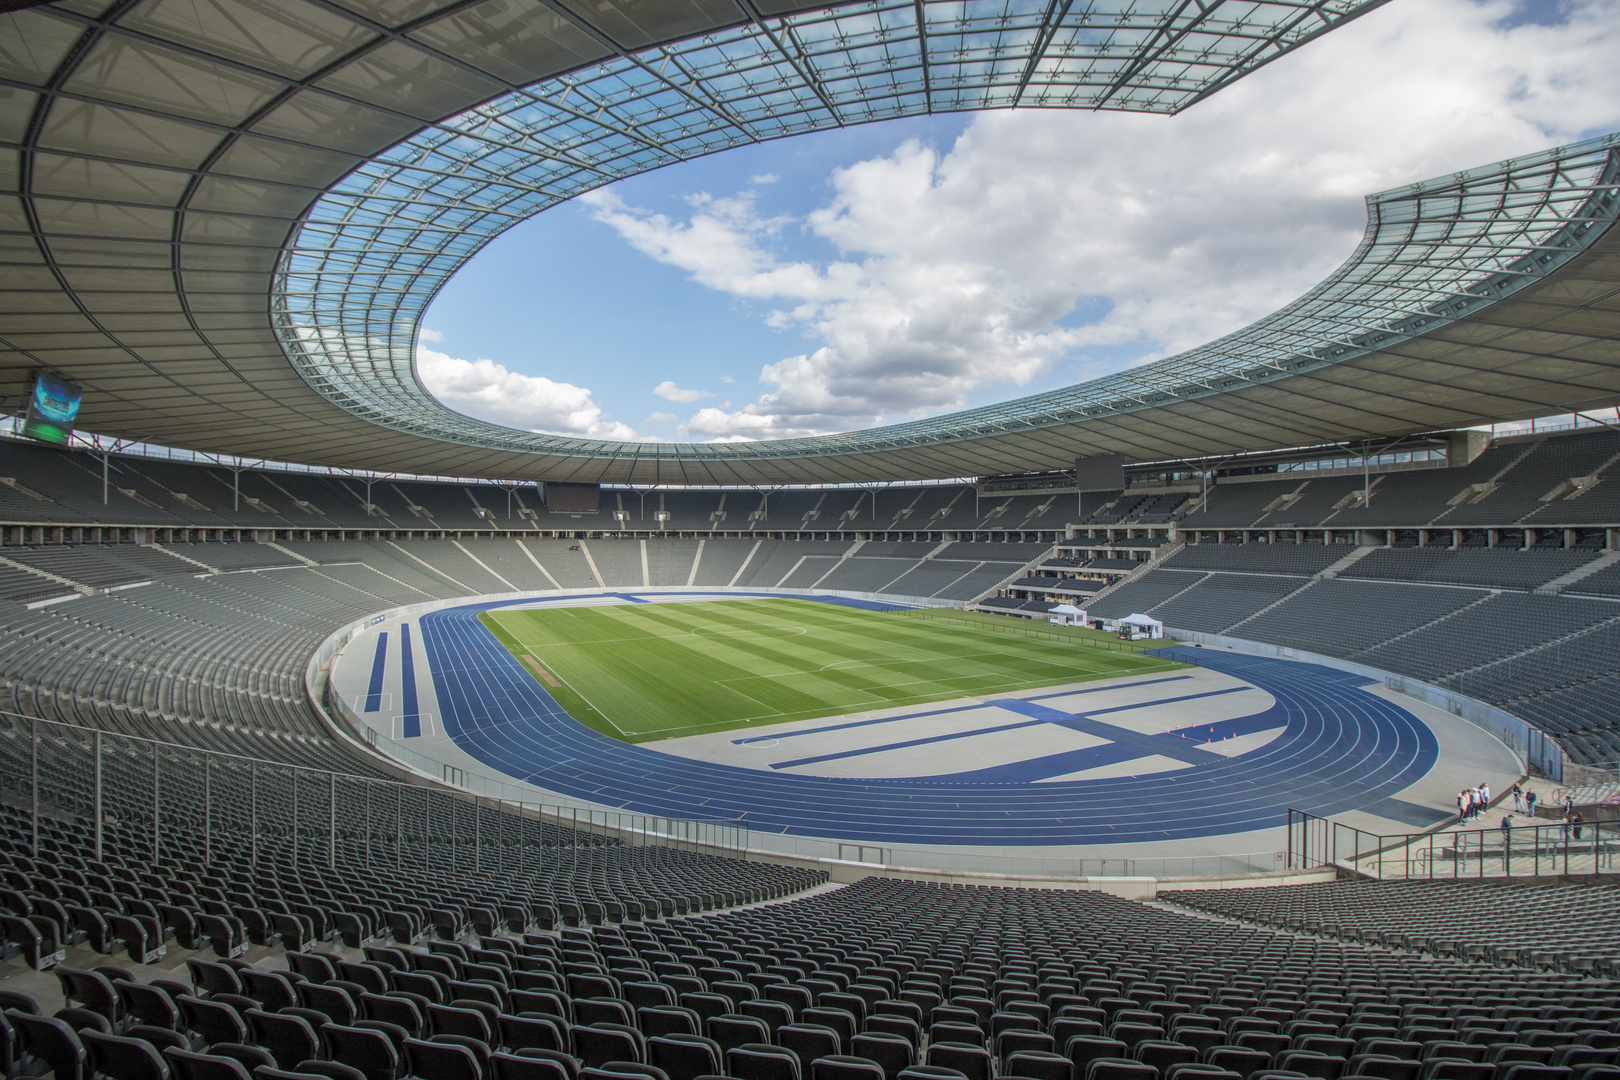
[6,868,1620,1080]
[1170,878,1620,974]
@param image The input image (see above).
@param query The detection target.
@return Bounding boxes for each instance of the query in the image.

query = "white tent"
[1048,603,1086,626]
[1118,613,1164,639]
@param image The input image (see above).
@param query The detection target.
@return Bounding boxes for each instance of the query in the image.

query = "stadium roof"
[3,0,1619,485]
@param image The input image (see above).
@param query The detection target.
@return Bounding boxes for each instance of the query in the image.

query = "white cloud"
[580,0,1620,441]
[643,411,677,425]
[416,346,639,439]
[652,380,710,403]
[418,327,443,343]
[580,188,826,303]
[751,173,780,185]
[719,375,735,384]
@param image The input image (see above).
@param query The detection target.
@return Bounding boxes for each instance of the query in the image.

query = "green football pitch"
[479,598,1182,743]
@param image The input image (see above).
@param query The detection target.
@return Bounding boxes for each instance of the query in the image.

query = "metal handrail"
[1287,808,1616,880]
[0,708,748,866]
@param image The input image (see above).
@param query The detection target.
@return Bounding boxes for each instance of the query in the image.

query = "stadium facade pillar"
[1448,429,1488,467]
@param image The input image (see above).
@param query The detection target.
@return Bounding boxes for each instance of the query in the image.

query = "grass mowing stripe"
[497,611,778,734]
[479,598,1183,743]
[481,612,629,737]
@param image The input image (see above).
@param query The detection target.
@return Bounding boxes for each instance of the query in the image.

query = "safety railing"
[0,710,748,872]
[1287,808,1616,880]
[1556,759,1620,808]
[773,834,1288,879]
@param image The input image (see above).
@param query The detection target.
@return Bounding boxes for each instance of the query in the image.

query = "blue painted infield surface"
[762,684,1252,772]
[731,673,1198,745]
[364,632,388,713]
[416,597,1440,845]
[399,624,420,738]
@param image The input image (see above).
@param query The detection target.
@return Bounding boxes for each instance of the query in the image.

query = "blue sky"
[418,0,1620,443]
[423,115,973,439]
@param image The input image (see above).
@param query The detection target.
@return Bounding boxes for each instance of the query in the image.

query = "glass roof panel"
[0,87,36,143]
[189,175,319,217]
[118,0,376,80]
[211,135,359,188]
[265,0,1620,471]
[317,40,504,121]
[553,0,748,50]
[63,35,283,125]
[407,0,613,85]
[325,0,453,28]
[251,88,424,153]
[38,100,223,169]
[0,8,83,83]
[30,152,192,206]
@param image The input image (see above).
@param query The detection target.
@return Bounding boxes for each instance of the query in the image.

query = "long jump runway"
[346,593,1465,846]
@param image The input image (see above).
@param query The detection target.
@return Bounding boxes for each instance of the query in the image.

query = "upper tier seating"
[7,427,1620,538]
[1168,543,1348,576]
[1179,428,1620,531]
[1343,548,1600,590]
[1235,579,1483,656]
[1148,574,1310,633]
[1087,572,1206,619]
[1569,561,1620,599]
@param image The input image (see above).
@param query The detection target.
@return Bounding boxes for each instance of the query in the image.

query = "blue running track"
[417,593,1439,845]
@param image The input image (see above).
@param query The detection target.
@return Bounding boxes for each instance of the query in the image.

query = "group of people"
[1458,782,1492,822]
[1553,792,1587,841]
[1511,782,1537,816]
[1495,783,1588,843]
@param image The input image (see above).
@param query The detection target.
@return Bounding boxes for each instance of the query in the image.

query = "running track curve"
[416,593,1438,845]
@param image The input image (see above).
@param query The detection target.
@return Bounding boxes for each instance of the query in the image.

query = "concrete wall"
[739,845,1341,898]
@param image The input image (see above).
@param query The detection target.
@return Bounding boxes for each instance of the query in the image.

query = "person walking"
[1502,814,1512,849]
[1458,790,1469,824]
[1481,782,1491,810]
[1526,788,1538,818]
[1512,783,1523,813]
[1572,812,1584,841]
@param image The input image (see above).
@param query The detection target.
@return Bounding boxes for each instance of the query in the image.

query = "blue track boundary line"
[399,623,420,738]
[364,631,387,713]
